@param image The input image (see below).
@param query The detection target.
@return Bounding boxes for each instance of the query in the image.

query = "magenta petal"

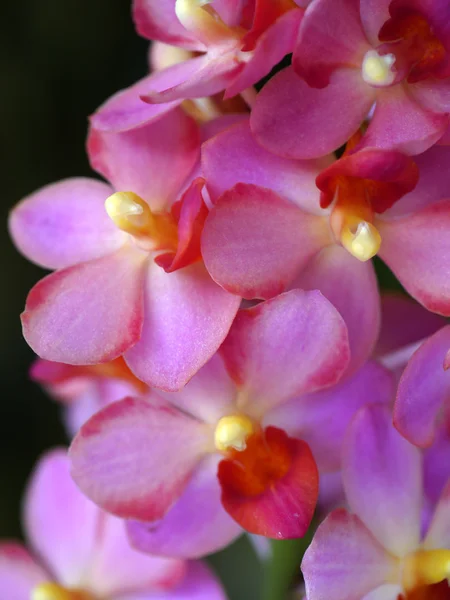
[0,543,47,600]
[157,561,227,600]
[359,0,390,46]
[394,326,450,447]
[269,360,394,473]
[24,449,99,587]
[410,79,450,114]
[88,515,184,597]
[141,54,244,104]
[224,9,303,98]
[21,246,146,365]
[251,66,374,159]
[293,0,368,87]
[291,245,380,375]
[201,183,329,299]
[124,260,240,391]
[343,404,422,556]
[361,85,448,155]
[379,199,450,316]
[132,0,205,50]
[88,108,199,211]
[302,510,396,600]
[127,456,241,558]
[221,289,350,416]
[385,145,450,217]
[424,481,450,550]
[70,397,210,521]
[9,178,125,270]
[202,120,330,212]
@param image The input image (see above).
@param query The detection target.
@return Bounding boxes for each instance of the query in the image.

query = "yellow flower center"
[402,549,450,592]
[32,583,94,600]
[214,414,255,452]
[362,50,396,86]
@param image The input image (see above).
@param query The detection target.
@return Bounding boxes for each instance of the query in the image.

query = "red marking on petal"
[379,7,447,83]
[398,580,450,600]
[242,0,298,51]
[218,426,318,538]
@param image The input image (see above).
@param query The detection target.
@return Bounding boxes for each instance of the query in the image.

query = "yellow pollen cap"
[105,191,153,236]
[362,50,396,86]
[214,414,255,452]
[402,549,450,591]
[32,583,94,600]
[341,220,382,262]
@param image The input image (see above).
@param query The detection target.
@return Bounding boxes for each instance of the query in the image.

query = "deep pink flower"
[0,449,225,600]
[252,0,450,159]
[31,357,148,435]
[70,290,353,549]
[200,121,450,372]
[302,404,450,600]
[91,0,303,133]
[9,109,240,391]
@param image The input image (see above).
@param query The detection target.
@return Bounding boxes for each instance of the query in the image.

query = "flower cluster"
[5,0,450,599]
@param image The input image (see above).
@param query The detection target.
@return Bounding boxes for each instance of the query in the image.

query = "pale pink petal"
[70,397,210,521]
[302,510,396,600]
[410,79,450,114]
[375,293,446,357]
[424,481,450,550]
[88,108,199,211]
[361,85,448,155]
[88,515,185,597]
[201,183,330,299]
[394,326,450,447]
[224,9,303,98]
[0,543,48,600]
[362,585,402,600]
[291,245,380,375]
[127,456,242,558]
[128,562,227,600]
[268,360,394,472]
[423,430,450,507]
[24,449,99,587]
[251,66,374,159]
[132,0,205,50]
[221,289,350,417]
[124,260,240,391]
[202,120,331,212]
[378,199,450,316]
[293,0,369,87]
[9,178,125,270]
[21,245,146,365]
[384,145,450,217]
[343,404,422,556]
[141,54,244,104]
[211,0,244,26]
[156,354,237,425]
[359,0,391,46]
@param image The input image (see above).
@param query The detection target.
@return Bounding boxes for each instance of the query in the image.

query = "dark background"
[0,3,269,598]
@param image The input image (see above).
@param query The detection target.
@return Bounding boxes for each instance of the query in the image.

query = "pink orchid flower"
[9,109,240,391]
[302,403,450,600]
[251,0,450,159]
[91,0,303,133]
[0,449,225,600]
[31,357,148,436]
[69,290,352,550]
[200,120,450,374]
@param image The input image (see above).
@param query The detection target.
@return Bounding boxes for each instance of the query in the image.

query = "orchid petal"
[343,404,422,556]
[88,108,199,211]
[0,544,47,600]
[251,66,374,159]
[201,183,329,299]
[21,245,146,365]
[221,290,350,417]
[24,449,99,587]
[379,199,450,316]
[410,79,450,114]
[302,510,396,600]
[70,397,210,521]
[291,245,380,375]
[9,178,124,270]
[127,456,241,558]
[394,326,450,447]
[424,481,450,550]
[359,0,391,46]
[124,260,240,391]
